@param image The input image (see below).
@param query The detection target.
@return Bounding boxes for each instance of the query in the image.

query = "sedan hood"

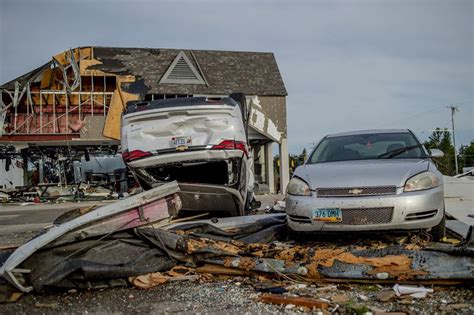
[295,159,430,189]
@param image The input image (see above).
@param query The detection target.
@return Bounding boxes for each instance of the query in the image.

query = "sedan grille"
[289,207,394,225]
[330,207,394,225]
[316,186,397,198]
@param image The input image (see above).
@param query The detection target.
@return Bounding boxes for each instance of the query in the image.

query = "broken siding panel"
[248,96,287,143]
[258,96,287,137]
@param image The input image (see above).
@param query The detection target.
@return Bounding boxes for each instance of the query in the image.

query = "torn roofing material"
[1,212,473,293]
[0,61,53,90]
[0,181,180,292]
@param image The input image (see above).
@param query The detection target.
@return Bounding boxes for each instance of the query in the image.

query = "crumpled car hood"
[295,159,431,189]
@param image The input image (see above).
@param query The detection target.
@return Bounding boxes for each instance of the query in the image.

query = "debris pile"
[1,194,472,295]
[0,189,473,312]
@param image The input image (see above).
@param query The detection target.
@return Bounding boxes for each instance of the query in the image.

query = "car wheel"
[428,214,446,242]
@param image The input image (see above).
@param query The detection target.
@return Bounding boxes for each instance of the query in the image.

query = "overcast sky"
[1,0,472,154]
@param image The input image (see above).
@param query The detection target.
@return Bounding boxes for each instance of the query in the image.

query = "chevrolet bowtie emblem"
[348,188,364,195]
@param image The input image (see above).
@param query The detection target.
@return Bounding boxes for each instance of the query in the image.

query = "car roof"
[326,129,410,138]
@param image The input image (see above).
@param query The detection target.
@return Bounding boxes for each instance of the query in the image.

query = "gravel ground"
[2,278,472,314]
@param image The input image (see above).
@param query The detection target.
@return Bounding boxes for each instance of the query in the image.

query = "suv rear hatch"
[121,96,250,216]
[121,97,246,161]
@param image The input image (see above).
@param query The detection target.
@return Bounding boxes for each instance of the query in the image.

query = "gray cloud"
[1,0,472,152]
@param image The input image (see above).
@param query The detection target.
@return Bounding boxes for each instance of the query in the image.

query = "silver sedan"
[286,129,445,240]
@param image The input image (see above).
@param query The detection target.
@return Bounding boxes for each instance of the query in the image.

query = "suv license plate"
[172,136,191,150]
[312,208,342,222]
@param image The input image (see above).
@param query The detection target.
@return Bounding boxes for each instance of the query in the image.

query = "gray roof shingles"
[91,47,287,96]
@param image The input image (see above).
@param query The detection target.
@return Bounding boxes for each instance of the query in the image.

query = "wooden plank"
[40,69,53,89]
[196,264,253,276]
[102,89,123,140]
[259,294,329,309]
[79,59,114,76]
[102,76,139,140]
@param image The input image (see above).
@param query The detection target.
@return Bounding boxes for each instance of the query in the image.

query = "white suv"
[121,94,252,216]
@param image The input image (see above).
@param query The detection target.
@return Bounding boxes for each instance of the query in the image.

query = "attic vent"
[159,51,206,85]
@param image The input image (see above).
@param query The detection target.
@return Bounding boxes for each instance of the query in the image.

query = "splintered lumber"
[197,263,253,276]
[259,294,329,309]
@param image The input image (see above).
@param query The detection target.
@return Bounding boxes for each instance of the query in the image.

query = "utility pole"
[448,105,459,175]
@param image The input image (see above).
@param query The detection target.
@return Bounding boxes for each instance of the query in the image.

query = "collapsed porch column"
[279,137,289,193]
[265,142,275,194]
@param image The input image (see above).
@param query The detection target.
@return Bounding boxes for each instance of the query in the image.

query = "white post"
[265,142,275,194]
[279,137,290,194]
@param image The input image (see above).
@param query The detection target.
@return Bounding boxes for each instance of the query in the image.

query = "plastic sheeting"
[14,215,287,291]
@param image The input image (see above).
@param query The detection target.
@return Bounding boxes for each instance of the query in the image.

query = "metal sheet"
[0,181,180,292]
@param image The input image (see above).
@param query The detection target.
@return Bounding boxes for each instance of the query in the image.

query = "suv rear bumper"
[128,149,244,168]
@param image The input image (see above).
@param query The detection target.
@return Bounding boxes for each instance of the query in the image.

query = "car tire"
[428,214,446,242]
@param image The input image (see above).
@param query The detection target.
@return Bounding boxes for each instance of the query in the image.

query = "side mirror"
[429,149,444,158]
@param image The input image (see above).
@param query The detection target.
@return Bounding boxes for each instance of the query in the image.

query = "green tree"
[459,142,474,170]
[298,148,307,165]
[424,128,456,175]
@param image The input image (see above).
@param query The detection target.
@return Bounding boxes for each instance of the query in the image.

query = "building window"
[144,94,193,101]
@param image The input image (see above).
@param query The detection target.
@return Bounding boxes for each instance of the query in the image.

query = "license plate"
[312,208,342,222]
[171,136,191,150]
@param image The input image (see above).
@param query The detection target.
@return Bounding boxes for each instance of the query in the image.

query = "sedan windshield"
[308,132,427,163]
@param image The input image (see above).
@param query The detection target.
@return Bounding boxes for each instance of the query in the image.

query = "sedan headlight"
[287,177,311,196]
[404,171,439,192]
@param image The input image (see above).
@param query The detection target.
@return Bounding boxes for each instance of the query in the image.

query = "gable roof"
[88,47,287,96]
[1,47,287,96]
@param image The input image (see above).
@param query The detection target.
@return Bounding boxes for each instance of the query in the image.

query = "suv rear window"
[125,97,238,114]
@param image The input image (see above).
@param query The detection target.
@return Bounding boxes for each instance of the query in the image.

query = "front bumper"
[286,186,444,232]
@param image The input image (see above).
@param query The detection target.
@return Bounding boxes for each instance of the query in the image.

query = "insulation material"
[80,116,108,140]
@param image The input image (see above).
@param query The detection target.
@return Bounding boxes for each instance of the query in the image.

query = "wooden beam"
[259,294,329,309]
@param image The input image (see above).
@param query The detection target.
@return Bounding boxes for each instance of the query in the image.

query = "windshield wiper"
[377,144,423,159]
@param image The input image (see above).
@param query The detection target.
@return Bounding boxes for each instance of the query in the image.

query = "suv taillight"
[122,150,152,162]
[212,140,248,157]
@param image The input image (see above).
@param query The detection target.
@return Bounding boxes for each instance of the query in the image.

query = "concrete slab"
[444,176,474,224]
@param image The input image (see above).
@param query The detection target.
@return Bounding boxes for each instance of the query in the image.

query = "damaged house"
[0,47,289,193]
